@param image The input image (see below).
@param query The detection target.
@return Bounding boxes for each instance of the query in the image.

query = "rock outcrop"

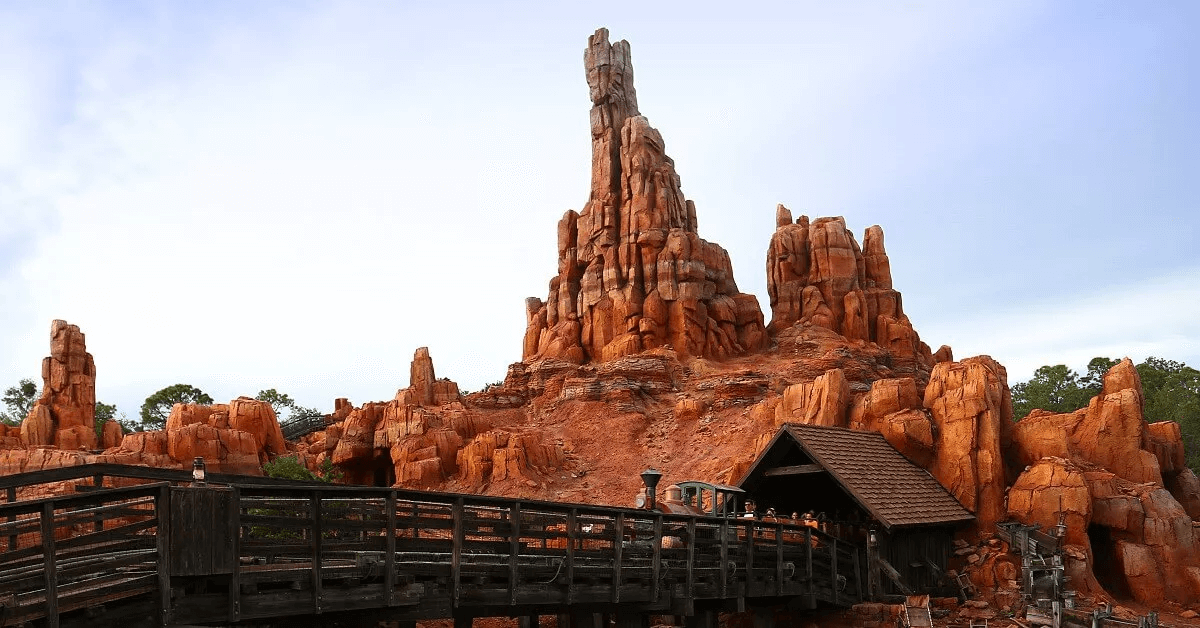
[923,356,1013,531]
[522,28,767,364]
[766,209,934,377]
[20,320,97,450]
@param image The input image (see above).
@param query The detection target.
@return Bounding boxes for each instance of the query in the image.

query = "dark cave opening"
[1087,524,1130,598]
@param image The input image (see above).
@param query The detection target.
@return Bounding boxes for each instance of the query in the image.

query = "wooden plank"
[386,491,397,607]
[311,492,323,614]
[229,486,241,622]
[42,501,59,628]
[451,496,464,607]
[651,514,662,602]
[719,517,729,598]
[852,546,862,601]
[612,512,623,604]
[806,527,814,600]
[763,464,824,477]
[831,537,839,606]
[776,523,784,596]
[155,484,170,627]
[745,520,754,594]
[566,508,577,605]
[685,517,696,615]
[509,502,521,605]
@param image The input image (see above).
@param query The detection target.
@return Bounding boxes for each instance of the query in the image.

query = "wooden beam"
[763,464,825,477]
[42,501,59,628]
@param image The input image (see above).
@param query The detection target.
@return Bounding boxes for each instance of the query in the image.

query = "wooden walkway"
[1,464,866,627]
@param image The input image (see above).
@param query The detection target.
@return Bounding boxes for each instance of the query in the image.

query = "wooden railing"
[0,465,866,627]
[0,483,168,628]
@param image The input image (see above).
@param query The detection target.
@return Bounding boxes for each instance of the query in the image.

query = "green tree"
[1,378,39,425]
[262,455,341,483]
[255,389,296,418]
[1011,364,1092,419]
[140,384,213,430]
[95,401,117,437]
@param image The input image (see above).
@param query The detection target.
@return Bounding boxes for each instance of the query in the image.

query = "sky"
[2,1,1197,422]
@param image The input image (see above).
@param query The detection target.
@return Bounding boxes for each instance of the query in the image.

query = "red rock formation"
[924,356,1013,530]
[766,210,934,376]
[523,28,766,364]
[20,320,97,450]
[774,368,849,427]
[396,347,461,407]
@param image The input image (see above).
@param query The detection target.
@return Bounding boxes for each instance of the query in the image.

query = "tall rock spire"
[523,29,766,364]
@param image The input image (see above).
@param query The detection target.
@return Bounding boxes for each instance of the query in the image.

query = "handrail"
[0,482,169,517]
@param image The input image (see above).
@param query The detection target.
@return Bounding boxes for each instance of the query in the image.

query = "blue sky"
[2,2,1197,421]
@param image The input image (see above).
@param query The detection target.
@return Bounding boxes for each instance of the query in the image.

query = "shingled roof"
[741,423,974,530]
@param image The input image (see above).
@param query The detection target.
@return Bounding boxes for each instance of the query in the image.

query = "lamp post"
[640,468,663,511]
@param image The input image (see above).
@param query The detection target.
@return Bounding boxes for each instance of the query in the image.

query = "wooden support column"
[228,486,241,623]
[311,492,323,614]
[615,612,648,628]
[775,523,784,595]
[612,511,624,603]
[452,497,464,607]
[852,546,863,601]
[566,508,577,604]
[454,615,473,628]
[719,517,729,598]
[42,501,59,628]
[831,537,839,607]
[744,520,755,597]
[685,517,696,616]
[685,609,717,628]
[519,614,540,628]
[510,502,522,605]
[156,484,171,628]
[753,607,775,628]
[569,610,600,628]
[651,513,663,602]
[386,491,397,606]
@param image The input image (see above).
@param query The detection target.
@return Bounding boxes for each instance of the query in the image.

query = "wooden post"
[157,484,171,628]
[745,520,755,597]
[455,615,473,628]
[520,614,540,628]
[685,517,696,614]
[42,501,59,628]
[867,530,880,600]
[92,473,104,532]
[228,486,241,622]
[719,517,729,598]
[6,486,16,550]
[452,497,464,607]
[612,511,624,603]
[510,502,521,605]
[775,523,784,595]
[831,537,839,606]
[805,527,814,601]
[566,508,577,604]
[852,546,863,601]
[651,514,663,602]
[311,492,323,614]
[386,491,397,606]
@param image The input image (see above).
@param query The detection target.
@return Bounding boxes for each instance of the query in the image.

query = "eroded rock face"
[523,28,767,364]
[19,320,97,450]
[766,211,934,377]
[924,356,1013,530]
[774,368,849,427]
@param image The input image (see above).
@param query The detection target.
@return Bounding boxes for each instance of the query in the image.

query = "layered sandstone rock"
[766,210,934,377]
[774,368,849,427]
[523,28,767,364]
[924,356,1013,530]
[19,320,97,450]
